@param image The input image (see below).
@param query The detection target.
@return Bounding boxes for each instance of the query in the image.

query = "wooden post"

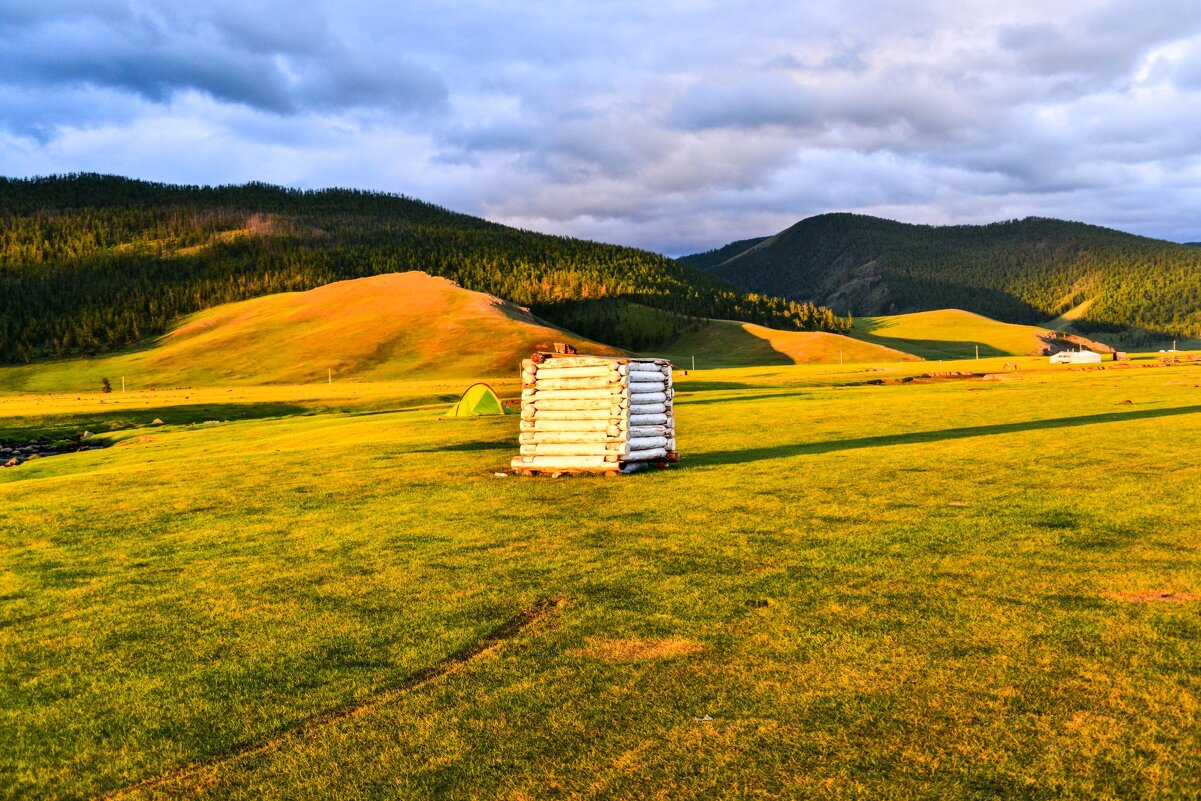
[121,376,125,392]
[328,368,332,385]
[840,350,843,366]
[691,355,696,372]
[975,345,979,360]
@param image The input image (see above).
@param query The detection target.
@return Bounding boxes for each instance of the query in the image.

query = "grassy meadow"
[658,319,915,369]
[0,273,614,394]
[852,309,1056,360]
[2,358,1200,798]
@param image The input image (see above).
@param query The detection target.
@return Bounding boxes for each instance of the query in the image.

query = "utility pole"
[692,355,696,371]
[121,376,125,393]
[975,345,979,360]
[328,368,332,385]
[840,350,844,366]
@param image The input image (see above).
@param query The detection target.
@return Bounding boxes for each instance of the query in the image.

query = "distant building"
[1051,351,1102,364]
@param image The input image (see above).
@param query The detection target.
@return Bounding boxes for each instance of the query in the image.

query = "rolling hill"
[852,309,1070,360]
[0,174,847,364]
[655,319,916,368]
[653,307,1105,366]
[1,264,1091,394]
[0,270,1116,393]
[682,213,1201,346]
[0,272,619,391]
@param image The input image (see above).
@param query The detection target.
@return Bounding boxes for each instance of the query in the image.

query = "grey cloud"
[996,22,1137,84]
[0,84,149,142]
[823,85,982,142]
[443,119,542,155]
[6,43,294,111]
[997,2,1201,86]
[669,75,819,130]
[763,54,807,71]
[821,48,870,73]
[997,23,1061,55]
[1085,0,1201,43]
[442,102,685,184]
[292,51,446,112]
[203,2,330,55]
[0,0,128,30]
[0,3,447,117]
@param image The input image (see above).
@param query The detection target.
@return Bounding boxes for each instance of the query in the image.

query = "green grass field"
[3,357,1199,799]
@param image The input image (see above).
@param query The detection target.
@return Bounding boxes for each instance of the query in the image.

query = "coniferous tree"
[0,174,853,361]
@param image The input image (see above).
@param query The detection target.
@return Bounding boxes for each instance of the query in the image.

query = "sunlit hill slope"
[853,309,1080,360]
[657,319,916,368]
[0,272,618,392]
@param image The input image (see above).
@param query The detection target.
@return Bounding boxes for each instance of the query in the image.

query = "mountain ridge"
[682,212,1201,345]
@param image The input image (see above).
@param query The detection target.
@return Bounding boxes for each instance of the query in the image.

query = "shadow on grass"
[688,404,1201,468]
[0,402,311,441]
[682,391,810,407]
[672,381,763,393]
[413,441,508,453]
[855,334,1007,360]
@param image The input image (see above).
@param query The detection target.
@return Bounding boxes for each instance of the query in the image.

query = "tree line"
[0,174,851,362]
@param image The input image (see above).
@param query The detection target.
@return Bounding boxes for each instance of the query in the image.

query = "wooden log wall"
[511,354,677,472]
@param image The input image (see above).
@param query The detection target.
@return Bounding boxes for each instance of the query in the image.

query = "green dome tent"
[446,383,509,417]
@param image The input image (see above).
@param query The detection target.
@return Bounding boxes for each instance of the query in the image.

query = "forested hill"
[0,174,849,363]
[681,236,769,271]
[682,213,1201,344]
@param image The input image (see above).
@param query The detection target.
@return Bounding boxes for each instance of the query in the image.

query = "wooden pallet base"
[513,453,678,478]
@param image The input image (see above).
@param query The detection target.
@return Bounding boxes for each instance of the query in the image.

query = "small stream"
[1,434,109,468]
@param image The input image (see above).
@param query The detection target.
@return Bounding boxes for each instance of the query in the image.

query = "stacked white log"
[512,355,676,472]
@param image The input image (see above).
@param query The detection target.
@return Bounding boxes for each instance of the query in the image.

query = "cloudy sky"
[2,0,1201,253]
